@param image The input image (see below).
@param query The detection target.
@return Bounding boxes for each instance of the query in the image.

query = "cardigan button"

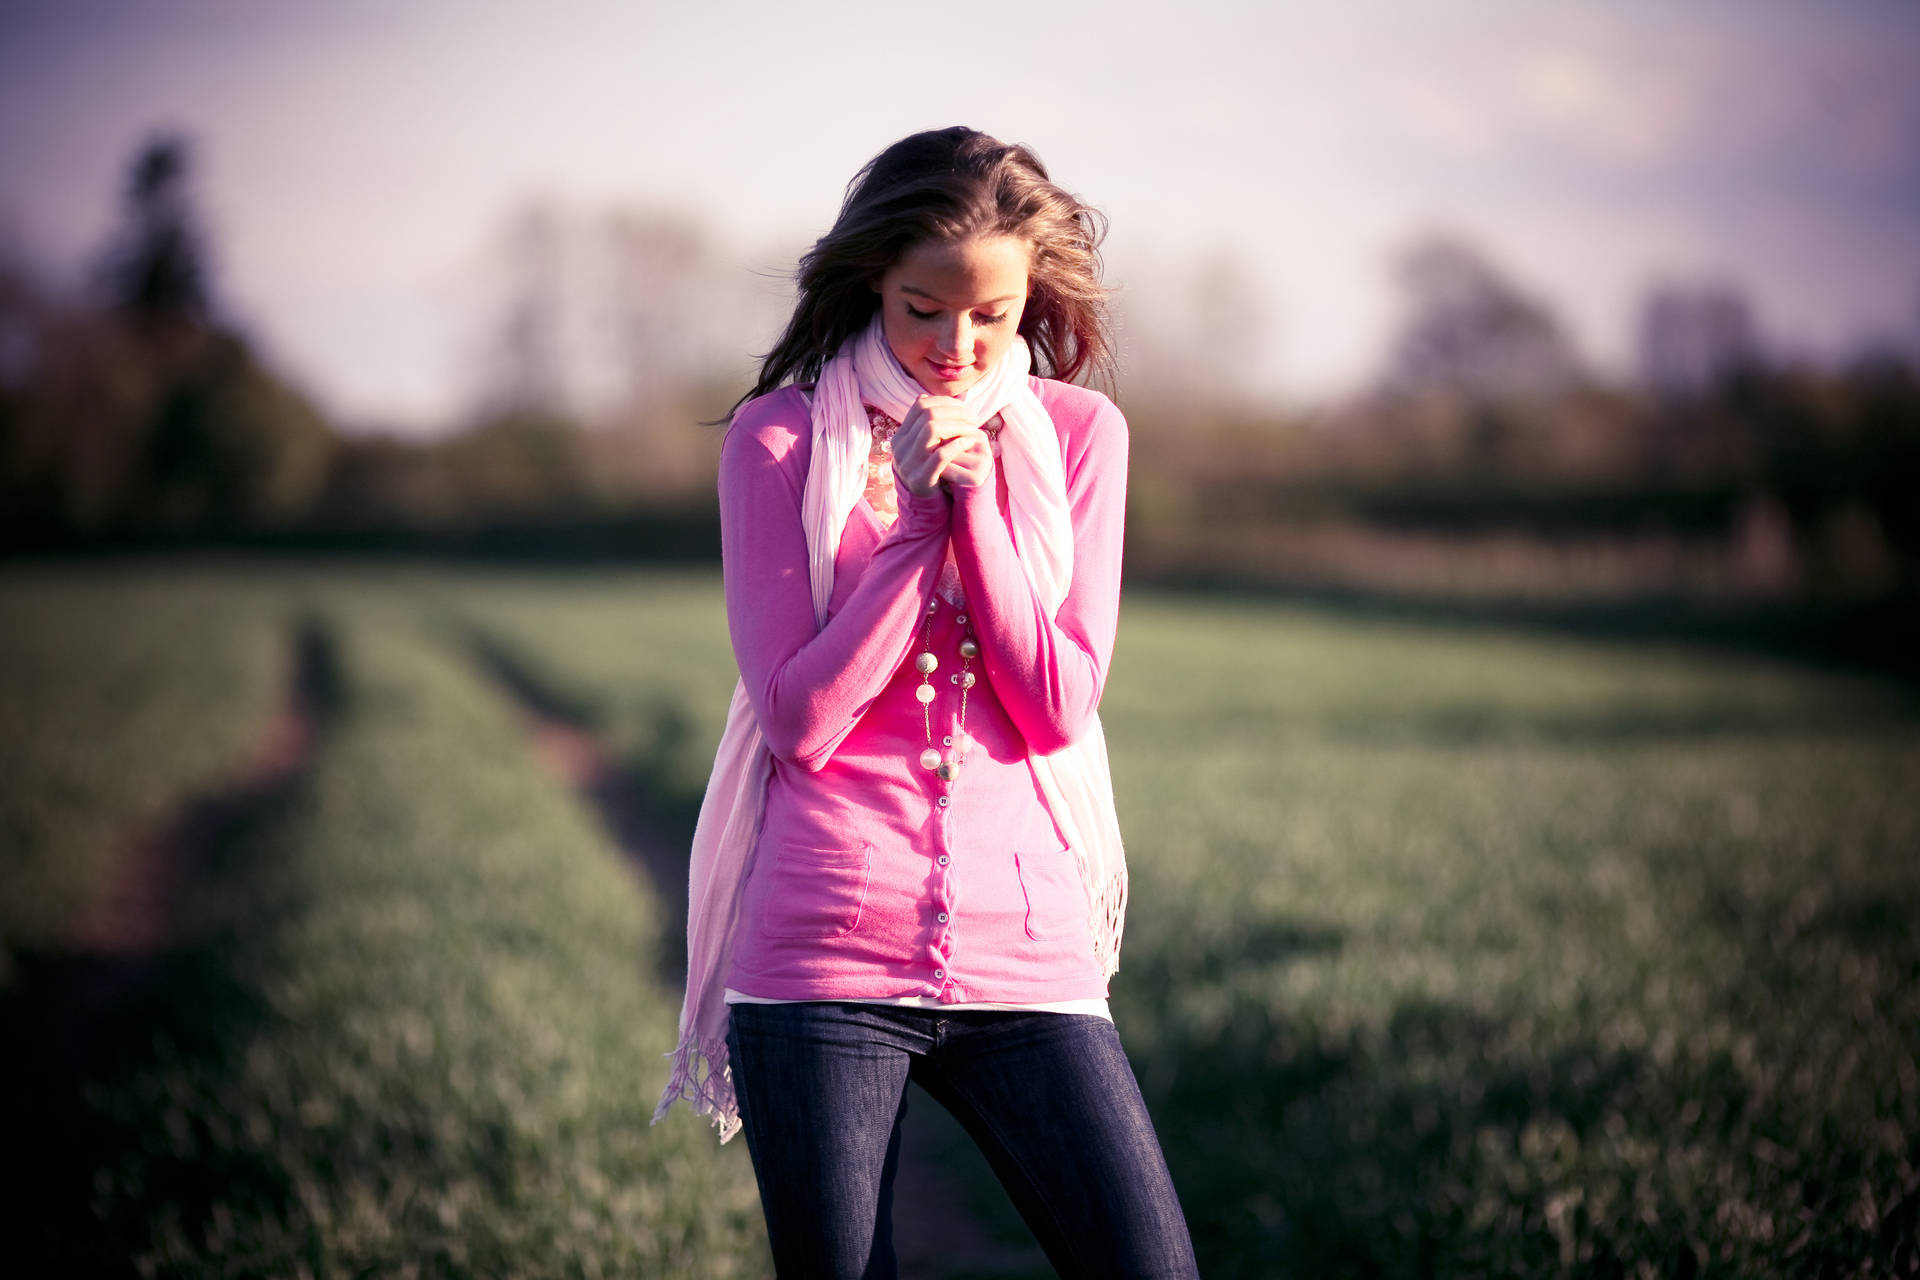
[936,912,949,923]
[936,796,949,807]
[933,969,945,980]
[937,854,950,866]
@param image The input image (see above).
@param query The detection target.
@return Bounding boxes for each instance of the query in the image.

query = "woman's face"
[874,234,1032,397]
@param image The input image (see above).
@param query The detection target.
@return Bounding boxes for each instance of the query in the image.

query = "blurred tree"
[460,197,783,509]
[94,132,213,333]
[1112,248,1271,405]
[1383,232,1582,402]
[1637,281,1762,404]
[0,132,338,547]
[442,407,591,518]
[478,200,570,417]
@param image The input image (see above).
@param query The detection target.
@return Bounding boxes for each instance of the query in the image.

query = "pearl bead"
[915,652,938,675]
[915,684,936,704]
[959,638,980,659]
[959,671,976,688]
[920,748,941,770]
[936,761,958,781]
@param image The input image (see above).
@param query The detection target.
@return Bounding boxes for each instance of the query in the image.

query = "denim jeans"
[724,1001,1199,1279]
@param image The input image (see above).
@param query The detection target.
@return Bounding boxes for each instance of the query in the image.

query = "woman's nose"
[936,317,970,357]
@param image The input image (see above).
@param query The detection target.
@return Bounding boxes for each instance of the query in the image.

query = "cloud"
[1509,43,1684,164]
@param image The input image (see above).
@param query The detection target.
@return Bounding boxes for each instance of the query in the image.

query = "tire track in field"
[461,625,1049,1280]
[6,614,335,1060]
[68,615,336,958]
[0,613,338,1257]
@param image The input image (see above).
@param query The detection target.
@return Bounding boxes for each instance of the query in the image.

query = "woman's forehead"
[884,235,1031,305]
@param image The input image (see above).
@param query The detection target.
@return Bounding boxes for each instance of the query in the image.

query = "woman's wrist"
[947,474,999,524]
[895,478,953,532]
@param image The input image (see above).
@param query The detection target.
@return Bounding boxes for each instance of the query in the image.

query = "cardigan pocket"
[1014,846,1086,941]
[757,841,874,940]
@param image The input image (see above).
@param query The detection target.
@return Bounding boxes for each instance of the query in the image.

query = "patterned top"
[716,380,1128,1007]
[864,404,1003,608]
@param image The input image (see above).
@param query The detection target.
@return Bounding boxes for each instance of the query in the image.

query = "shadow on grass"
[0,610,342,1274]
[456,624,707,981]
[1323,699,1920,749]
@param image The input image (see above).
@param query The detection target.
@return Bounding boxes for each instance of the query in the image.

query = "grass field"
[0,561,288,965]
[2,558,1916,1276]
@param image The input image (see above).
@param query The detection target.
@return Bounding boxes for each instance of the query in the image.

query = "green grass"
[4,559,1916,1275]
[447,572,1920,1277]
[5,564,767,1276]
[1102,596,1920,1276]
[0,561,288,965]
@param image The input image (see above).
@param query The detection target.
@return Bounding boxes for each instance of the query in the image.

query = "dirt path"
[68,622,330,958]
[9,616,331,1061]
[473,637,1047,1279]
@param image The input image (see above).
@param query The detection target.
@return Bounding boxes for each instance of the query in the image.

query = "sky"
[2,0,1917,434]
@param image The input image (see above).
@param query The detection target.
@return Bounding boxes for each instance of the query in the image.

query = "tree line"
[3,133,1917,606]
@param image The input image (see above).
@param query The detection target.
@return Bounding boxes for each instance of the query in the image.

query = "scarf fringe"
[652,1034,743,1143]
[1088,862,1128,981]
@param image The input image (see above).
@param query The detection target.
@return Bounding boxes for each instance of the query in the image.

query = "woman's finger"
[940,436,995,489]
[924,433,990,487]
[894,434,961,496]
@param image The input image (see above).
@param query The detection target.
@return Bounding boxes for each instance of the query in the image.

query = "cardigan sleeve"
[948,394,1129,756]
[720,401,952,771]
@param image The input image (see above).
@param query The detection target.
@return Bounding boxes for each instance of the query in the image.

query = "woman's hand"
[939,412,997,490]
[894,395,992,497]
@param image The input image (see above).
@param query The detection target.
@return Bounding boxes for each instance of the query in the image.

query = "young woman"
[656,126,1197,1279]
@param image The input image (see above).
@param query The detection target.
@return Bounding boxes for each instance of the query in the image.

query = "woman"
[656,126,1197,1279]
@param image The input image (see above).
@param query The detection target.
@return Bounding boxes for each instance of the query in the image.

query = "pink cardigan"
[719,377,1129,1004]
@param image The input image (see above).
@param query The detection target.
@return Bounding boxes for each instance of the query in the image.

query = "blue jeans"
[724,1001,1199,1279]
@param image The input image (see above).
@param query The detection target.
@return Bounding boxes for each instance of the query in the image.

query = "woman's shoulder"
[1031,377,1126,439]
[1029,377,1128,478]
[723,384,814,468]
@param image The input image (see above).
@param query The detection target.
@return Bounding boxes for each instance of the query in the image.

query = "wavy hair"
[736,127,1113,413]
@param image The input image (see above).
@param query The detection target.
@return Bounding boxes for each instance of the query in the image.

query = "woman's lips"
[930,360,968,380]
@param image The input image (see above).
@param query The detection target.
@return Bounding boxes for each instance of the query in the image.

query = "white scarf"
[654,315,1128,1141]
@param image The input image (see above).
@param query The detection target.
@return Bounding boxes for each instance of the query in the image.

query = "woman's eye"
[976,312,1009,326]
[905,304,936,320]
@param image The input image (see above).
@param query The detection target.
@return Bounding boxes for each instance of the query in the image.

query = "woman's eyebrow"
[900,284,1023,307]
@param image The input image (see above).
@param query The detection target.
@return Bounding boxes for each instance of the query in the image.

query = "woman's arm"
[721,409,952,770]
[948,396,1129,755]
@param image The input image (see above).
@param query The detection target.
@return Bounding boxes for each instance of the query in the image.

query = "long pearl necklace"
[913,600,979,781]
[865,401,993,782]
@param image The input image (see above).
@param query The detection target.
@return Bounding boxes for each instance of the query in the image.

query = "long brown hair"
[735,127,1113,415]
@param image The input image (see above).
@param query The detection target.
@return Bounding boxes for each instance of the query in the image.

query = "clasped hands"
[892,395,994,499]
